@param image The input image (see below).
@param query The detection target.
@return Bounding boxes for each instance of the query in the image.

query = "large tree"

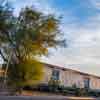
[0,1,66,90]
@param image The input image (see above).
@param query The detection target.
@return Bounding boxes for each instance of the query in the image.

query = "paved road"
[0,96,96,100]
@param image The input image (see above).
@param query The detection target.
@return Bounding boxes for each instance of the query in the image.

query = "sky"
[6,0,100,76]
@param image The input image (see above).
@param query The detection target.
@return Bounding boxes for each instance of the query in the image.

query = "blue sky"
[7,0,100,76]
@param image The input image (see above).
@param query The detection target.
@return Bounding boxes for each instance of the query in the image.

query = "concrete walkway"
[0,96,96,100]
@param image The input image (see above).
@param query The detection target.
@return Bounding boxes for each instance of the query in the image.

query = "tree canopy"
[0,1,66,88]
[8,59,44,87]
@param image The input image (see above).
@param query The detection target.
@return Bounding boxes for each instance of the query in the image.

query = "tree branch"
[0,49,8,62]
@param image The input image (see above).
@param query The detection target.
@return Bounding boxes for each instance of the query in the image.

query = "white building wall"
[90,77,100,90]
[62,71,84,88]
[41,64,100,90]
[43,67,85,88]
[60,70,71,87]
[40,65,52,84]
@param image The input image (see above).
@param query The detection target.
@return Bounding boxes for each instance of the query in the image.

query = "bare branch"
[0,49,7,62]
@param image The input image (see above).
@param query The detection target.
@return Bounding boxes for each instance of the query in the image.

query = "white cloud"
[90,0,100,9]
[30,0,100,76]
[13,0,60,16]
[7,0,100,76]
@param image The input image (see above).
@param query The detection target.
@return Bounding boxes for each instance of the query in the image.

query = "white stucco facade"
[41,64,100,90]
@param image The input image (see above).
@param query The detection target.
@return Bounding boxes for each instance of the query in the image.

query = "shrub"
[23,83,100,97]
[48,78,60,93]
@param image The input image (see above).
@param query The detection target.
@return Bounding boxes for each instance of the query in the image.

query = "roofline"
[1,62,100,79]
[43,63,100,79]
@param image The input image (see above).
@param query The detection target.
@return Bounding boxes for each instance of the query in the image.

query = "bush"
[23,83,100,97]
[23,86,33,91]
[48,78,60,93]
[88,90,100,97]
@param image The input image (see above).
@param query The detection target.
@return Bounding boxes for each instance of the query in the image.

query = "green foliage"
[0,5,65,63]
[0,2,66,91]
[8,58,44,88]
[72,84,77,88]
[48,78,60,92]
[48,78,60,87]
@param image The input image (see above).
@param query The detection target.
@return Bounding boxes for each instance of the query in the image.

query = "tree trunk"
[4,52,12,87]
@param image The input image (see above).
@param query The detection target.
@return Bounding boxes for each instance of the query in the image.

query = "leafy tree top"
[0,5,66,63]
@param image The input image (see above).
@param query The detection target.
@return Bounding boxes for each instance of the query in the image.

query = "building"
[0,63,100,90]
[40,63,100,90]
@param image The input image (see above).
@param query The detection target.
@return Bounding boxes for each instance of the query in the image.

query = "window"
[84,78,90,88]
[52,69,60,80]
